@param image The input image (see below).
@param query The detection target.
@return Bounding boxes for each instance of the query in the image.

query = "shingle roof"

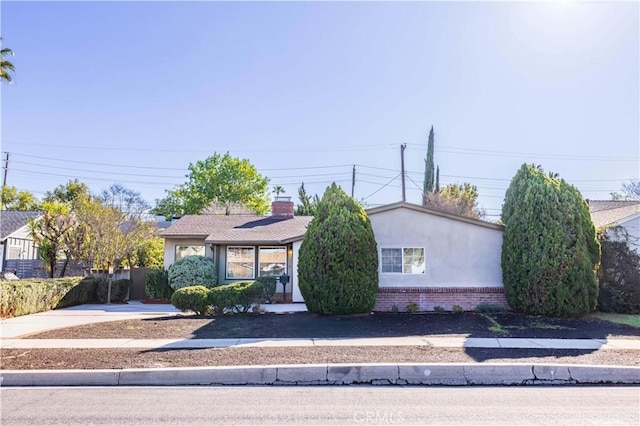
[588,200,640,228]
[161,215,313,244]
[0,211,42,240]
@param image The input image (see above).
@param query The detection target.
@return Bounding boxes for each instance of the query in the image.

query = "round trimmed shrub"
[168,255,217,291]
[170,285,211,316]
[501,164,600,317]
[298,183,379,314]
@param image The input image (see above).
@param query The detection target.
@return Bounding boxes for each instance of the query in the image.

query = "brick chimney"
[272,196,294,219]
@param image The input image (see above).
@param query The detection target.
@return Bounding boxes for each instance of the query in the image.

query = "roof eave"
[161,234,210,240]
[366,201,504,231]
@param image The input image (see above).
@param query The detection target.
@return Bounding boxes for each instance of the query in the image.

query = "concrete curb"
[2,363,639,387]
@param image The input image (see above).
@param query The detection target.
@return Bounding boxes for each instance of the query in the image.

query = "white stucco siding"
[291,240,304,302]
[610,215,640,255]
[368,208,504,288]
[163,238,212,270]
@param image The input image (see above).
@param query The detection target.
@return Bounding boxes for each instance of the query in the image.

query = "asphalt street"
[1,386,639,425]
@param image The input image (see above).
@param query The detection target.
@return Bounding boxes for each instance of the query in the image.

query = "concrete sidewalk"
[2,336,640,350]
[2,302,640,350]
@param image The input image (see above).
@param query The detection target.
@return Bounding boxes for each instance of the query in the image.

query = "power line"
[8,152,634,186]
[362,173,401,201]
[11,160,186,179]
[11,152,355,173]
[11,159,353,180]
[5,141,396,154]
[405,143,639,162]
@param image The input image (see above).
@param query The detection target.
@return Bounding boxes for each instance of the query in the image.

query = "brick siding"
[373,287,510,312]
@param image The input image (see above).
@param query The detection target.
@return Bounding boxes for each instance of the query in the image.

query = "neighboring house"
[366,202,507,311]
[161,198,312,301]
[589,200,640,254]
[0,210,42,278]
[162,199,508,311]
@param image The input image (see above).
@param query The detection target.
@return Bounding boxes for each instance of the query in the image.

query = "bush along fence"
[0,276,133,319]
[0,277,98,318]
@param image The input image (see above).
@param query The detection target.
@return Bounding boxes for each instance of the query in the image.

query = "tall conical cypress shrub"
[422,126,436,205]
[298,183,379,314]
[501,164,600,317]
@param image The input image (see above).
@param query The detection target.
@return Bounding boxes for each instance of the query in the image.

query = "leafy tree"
[298,183,379,314]
[44,179,90,207]
[295,182,320,216]
[151,192,184,219]
[0,39,15,83]
[38,180,158,273]
[422,126,440,205]
[70,196,155,272]
[98,184,149,219]
[597,227,640,313]
[424,182,483,219]
[28,201,76,277]
[501,164,600,317]
[153,152,269,217]
[134,236,164,269]
[1,186,40,210]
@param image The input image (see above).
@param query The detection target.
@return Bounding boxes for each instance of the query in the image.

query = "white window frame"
[7,245,23,259]
[380,247,425,274]
[258,246,287,278]
[174,245,206,262]
[226,246,256,280]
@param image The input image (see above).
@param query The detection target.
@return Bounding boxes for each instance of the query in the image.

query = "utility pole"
[351,165,356,198]
[400,144,406,202]
[2,152,8,187]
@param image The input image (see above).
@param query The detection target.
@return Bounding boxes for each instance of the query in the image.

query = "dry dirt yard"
[3,312,639,370]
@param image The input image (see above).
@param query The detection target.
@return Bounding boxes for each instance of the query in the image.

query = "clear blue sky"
[2,1,638,219]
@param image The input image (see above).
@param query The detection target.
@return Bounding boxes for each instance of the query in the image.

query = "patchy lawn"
[589,312,640,328]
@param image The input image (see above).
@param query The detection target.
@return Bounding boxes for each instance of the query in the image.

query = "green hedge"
[0,277,98,318]
[255,276,277,303]
[171,285,211,316]
[209,281,264,314]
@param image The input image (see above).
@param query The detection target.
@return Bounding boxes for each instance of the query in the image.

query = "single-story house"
[0,210,42,278]
[161,198,312,301]
[162,199,508,311]
[367,202,507,311]
[588,200,640,254]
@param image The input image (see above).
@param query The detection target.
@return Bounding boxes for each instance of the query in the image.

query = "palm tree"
[272,185,285,198]
[1,39,15,83]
